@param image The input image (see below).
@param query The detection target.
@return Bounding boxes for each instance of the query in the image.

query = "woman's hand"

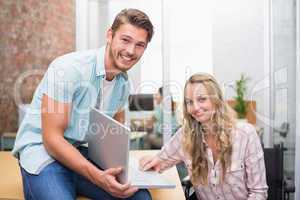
[139,155,163,172]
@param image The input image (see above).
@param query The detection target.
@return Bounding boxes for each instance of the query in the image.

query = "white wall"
[212,0,265,94]
[296,37,300,200]
[295,0,300,198]
[167,0,213,101]
[76,0,108,50]
[87,0,108,49]
[212,0,270,142]
[76,0,88,50]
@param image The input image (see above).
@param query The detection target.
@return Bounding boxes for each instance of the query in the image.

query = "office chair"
[283,177,295,200]
[264,143,295,200]
[128,94,154,111]
[181,176,193,200]
[264,144,284,200]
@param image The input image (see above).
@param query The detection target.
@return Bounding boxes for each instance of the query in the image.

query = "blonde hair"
[181,73,236,185]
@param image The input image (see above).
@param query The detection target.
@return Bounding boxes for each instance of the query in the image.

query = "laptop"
[87,107,176,189]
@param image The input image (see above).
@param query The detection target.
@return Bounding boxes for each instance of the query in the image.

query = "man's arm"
[41,95,137,198]
[42,94,90,175]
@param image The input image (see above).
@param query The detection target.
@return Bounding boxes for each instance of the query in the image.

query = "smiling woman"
[139,73,268,200]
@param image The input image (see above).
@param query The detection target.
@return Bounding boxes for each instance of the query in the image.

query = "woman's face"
[184,83,215,124]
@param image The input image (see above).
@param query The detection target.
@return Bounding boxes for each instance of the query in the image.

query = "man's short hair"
[111,8,154,43]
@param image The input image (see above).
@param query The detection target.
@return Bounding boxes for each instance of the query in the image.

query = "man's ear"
[106,28,113,44]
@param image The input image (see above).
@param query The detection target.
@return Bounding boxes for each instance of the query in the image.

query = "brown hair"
[111,8,154,43]
[181,73,236,185]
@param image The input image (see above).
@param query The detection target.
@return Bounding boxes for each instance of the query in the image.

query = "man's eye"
[136,43,145,48]
[122,38,129,43]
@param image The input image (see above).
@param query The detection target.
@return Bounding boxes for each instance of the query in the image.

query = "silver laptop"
[87,107,176,189]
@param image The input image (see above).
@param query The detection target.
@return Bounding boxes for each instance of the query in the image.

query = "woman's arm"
[140,128,185,172]
[244,125,268,200]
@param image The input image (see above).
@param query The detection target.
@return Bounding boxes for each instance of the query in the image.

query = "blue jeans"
[20,147,151,200]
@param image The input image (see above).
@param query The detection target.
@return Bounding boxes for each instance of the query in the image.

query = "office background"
[0,0,299,199]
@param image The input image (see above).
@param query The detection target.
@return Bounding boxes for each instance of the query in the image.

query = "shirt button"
[217,197,220,199]
[213,184,216,187]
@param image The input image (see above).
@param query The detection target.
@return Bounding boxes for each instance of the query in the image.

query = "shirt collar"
[95,46,128,81]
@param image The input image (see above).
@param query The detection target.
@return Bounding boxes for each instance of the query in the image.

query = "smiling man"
[12,9,154,200]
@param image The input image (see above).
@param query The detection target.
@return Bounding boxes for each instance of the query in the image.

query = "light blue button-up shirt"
[12,46,130,174]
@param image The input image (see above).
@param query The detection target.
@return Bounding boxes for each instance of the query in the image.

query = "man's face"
[107,23,148,73]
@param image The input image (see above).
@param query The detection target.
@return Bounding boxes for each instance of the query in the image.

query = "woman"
[140,73,268,200]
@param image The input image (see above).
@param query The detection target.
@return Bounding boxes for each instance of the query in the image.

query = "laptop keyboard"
[128,157,164,183]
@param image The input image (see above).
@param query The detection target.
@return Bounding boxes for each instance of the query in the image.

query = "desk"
[130,150,185,200]
[0,151,185,200]
[0,152,23,199]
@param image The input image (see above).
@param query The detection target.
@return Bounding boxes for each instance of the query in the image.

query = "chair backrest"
[128,94,154,111]
[263,144,284,200]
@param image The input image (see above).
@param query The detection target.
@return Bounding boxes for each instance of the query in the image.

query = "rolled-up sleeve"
[42,65,79,103]
[244,126,268,200]
[156,128,185,171]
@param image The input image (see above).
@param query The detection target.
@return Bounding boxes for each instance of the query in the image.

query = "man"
[12,9,154,200]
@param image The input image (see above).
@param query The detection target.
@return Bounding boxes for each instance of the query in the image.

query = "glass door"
[271,0,296,198]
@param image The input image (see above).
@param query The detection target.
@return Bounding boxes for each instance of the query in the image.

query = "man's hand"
[93,167,138,198]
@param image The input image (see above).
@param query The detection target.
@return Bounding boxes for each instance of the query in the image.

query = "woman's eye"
[198,97,207,102]
[185,100,192,106]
